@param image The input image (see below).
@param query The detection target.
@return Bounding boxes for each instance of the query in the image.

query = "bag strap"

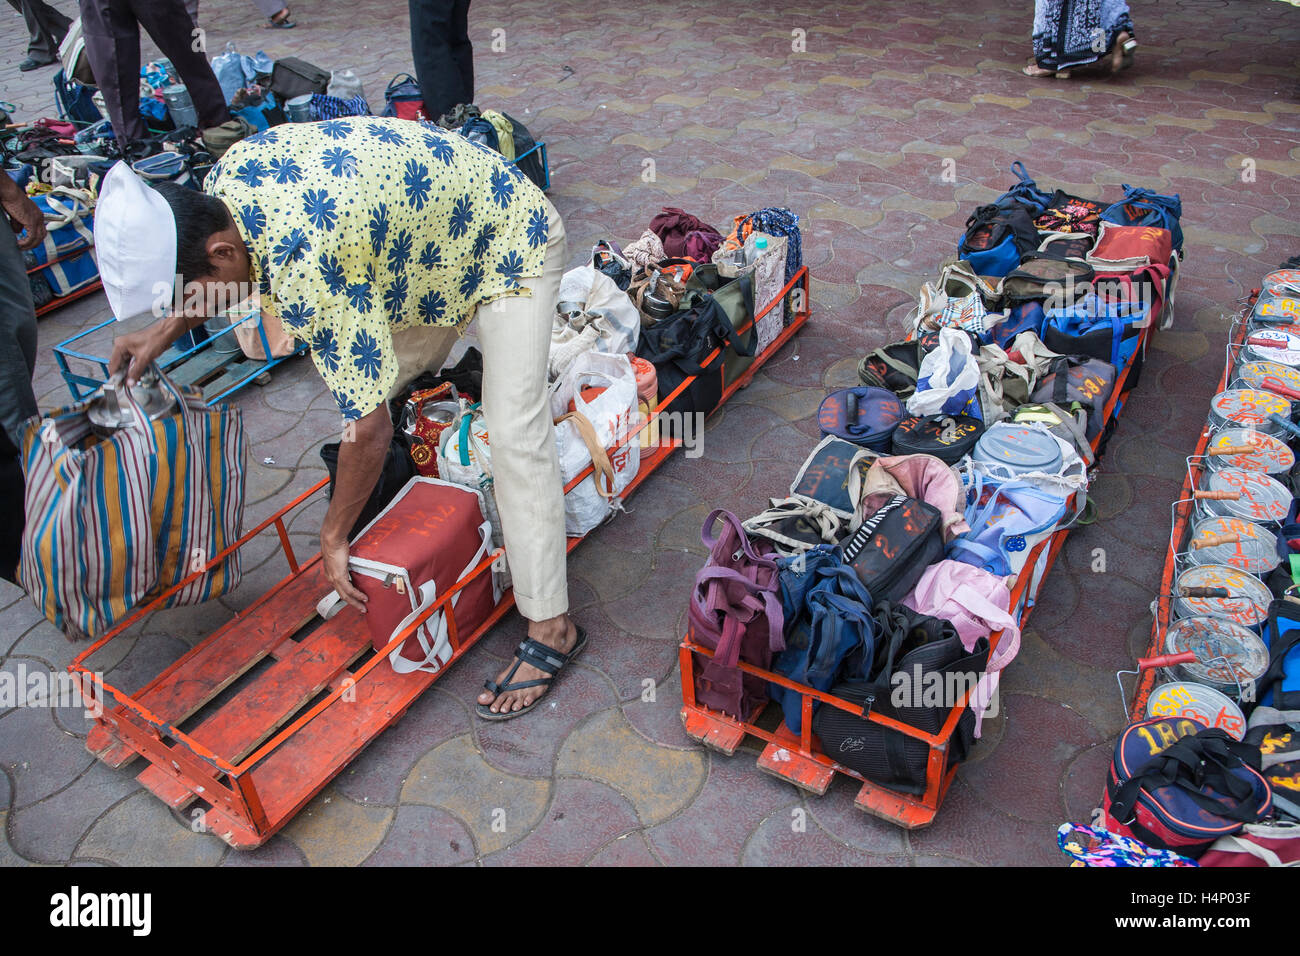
[1110,731,1264,826]
[554,411,616,498]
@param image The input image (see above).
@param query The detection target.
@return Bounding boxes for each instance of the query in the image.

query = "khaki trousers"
[388,199,568,622]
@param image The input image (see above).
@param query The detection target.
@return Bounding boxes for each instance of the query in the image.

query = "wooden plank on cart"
[136,611,372,808]
[164,344,238,390]
[757,730,835,795]
[199,652,439,848]
[87,560,330,767]
[200,357,273,402]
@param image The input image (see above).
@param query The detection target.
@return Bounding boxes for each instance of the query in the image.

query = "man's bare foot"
[477,615,580,716]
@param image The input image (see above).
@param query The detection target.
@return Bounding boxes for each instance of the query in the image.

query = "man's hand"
[2,185,46,251]
[110,316,184,385]
[318,404,392,611]
[321,532,367,613]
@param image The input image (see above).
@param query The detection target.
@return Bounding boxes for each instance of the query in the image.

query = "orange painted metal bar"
[274,517,299,574]
[1132,296,1250,718]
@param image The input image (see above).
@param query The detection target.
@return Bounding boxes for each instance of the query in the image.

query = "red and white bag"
[317,477,500,674]
[1199,822,1300,867]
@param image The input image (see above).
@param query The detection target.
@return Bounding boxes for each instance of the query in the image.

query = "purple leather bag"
[688,510,785,719]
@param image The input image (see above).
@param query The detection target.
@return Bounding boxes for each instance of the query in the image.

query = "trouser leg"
[408,0,468,121]
[472,200,567,621]
[0,220,39,448]
[130,0,231,129]
[386,324,460,400]
[8,0,71,59]
[0,225,39,584]
[78,0,146,146]
[450,0,473,105]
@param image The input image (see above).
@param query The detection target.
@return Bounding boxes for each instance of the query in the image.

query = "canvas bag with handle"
[549,350,641,536]
[21,367,246,640]
[687,510,784,720]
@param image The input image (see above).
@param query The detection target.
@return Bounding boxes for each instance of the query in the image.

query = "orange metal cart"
[679,292,1163,829]
[66,268,811,848]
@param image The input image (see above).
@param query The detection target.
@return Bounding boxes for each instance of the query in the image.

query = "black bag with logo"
[838,495,943,603]
[1029,355,1117,440]
[812,601,989,794]
[889,413,984,464]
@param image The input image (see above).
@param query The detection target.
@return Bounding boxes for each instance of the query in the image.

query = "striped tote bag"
[20,372,246,640]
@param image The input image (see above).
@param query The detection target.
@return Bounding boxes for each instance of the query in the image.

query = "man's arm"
[108,312,207,385]
[0,172,46,251]
[319,404,393,612]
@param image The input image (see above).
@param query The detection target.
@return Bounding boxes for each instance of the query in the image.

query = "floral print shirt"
[207,116,549,420]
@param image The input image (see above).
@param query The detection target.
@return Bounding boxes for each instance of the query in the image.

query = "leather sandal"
[476,626,588,720]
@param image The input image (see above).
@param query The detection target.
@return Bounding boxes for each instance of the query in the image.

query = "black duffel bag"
[635,273,754,432]
[319,432,417,539]
[271,56,331,101]
[813,601,989,795]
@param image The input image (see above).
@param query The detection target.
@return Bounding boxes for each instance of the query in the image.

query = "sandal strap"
[514,638,571,676]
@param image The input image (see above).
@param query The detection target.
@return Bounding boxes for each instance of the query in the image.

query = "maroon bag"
[687,509,784,719]
[650,207,723,261]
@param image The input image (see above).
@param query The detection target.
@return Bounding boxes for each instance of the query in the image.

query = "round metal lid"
[1204,468,1291,524]
[971,424,1063,474]
[86,375,178,432]
[1263,269,1300,298]
[1164,615,1271,688]
[1206,427,1294,475]
[1235,360,1300,397]
[1186,515,1279,573]
[1146,681,1247,740]
[1172,563,1271,629]
[1244,327,1300,366]
[1209,389,1289,430]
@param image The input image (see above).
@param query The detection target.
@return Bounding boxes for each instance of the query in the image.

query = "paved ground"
[2,0,1298,866]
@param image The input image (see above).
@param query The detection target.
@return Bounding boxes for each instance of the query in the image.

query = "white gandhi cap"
[93,161,178,322]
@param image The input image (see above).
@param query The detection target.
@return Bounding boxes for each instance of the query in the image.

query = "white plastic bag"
[553,266,640,359]
[327,70,366,101]
[550,352,640,536]
[906,327,982,418]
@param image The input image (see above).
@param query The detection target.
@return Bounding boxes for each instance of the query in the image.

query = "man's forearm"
[321,409,393,546]
[0,171,24,204]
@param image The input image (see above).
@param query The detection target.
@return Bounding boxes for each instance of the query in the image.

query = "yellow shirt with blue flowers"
[206,116,549,421]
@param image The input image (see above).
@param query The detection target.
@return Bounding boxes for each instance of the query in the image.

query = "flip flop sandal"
[268,14,296,28]
[476,626,588,721]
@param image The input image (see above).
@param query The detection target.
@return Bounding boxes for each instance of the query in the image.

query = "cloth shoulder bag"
[687,510,784,719]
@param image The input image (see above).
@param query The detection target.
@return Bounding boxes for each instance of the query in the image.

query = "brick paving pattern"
[1,0,1297,865]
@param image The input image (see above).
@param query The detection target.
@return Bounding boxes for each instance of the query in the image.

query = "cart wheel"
[255,372,272,387]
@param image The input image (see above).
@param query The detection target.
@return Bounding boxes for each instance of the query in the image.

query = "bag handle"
[554,410,616,499]
[700,508,777,572]
[1110,729,1264,826]
[385,72,420,95]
